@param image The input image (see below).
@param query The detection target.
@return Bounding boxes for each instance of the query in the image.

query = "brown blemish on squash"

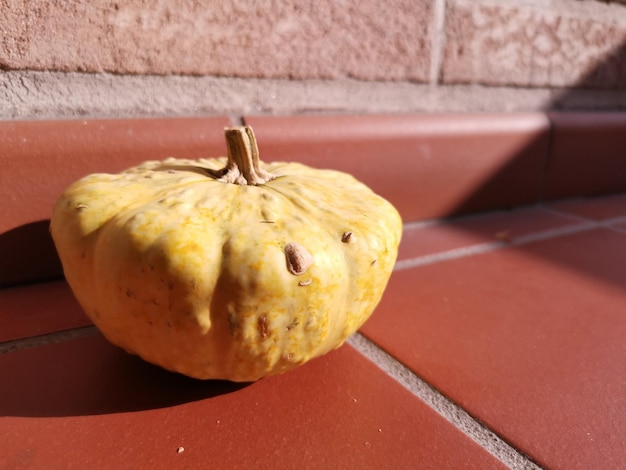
[258,315,269,340]
[284,242,313,276]
[341,231,355,243]
[228,309,238,336]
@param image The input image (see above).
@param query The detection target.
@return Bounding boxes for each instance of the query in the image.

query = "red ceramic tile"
[0,280,89,342]
[548,193,626,222]
[361,228,626,469]
[244,114,550,223]
[398,205,582,261]
[0,117,231,232]
[544,113,626,200]
[0,117,230,286]
[0,335,505,469]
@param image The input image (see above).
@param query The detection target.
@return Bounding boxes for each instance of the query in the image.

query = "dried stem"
[218,126,275,185]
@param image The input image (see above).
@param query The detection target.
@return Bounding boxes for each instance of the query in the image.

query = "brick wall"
[1,0,625,119]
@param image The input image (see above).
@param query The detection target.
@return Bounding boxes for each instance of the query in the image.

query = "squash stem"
[219,126,275,185]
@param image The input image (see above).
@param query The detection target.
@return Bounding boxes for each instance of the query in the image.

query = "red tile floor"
[2,194,626,469]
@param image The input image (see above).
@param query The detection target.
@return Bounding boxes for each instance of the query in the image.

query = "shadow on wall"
[441,37,626,289]
[452,38,626,214]
[549,38,626,111]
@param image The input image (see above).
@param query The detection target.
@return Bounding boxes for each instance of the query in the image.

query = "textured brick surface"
[2,1,626,117]
[443,0,626,88]
[0,0,432,81]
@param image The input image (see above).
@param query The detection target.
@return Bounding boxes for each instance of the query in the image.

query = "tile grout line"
[347,333,543,470]
[0,325,100,354]
[429,0,447,85]
[607,224,626,234]
[394,220,598,271]
[529,207,626,233]
[601,215,626,228]
[538,205,595,224]
[536,204,626,227]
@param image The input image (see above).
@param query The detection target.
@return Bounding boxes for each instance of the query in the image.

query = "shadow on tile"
[0,335,249,417]
[0,220,63,288]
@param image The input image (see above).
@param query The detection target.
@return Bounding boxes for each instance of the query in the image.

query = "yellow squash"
[51,126,402,382]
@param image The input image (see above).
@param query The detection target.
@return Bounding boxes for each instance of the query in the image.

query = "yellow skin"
[51,131,402,382]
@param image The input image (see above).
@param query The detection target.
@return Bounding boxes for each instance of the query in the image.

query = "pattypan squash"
[51,126,402,382]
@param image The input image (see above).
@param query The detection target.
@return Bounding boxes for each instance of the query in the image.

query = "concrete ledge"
[2,71,626,120]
